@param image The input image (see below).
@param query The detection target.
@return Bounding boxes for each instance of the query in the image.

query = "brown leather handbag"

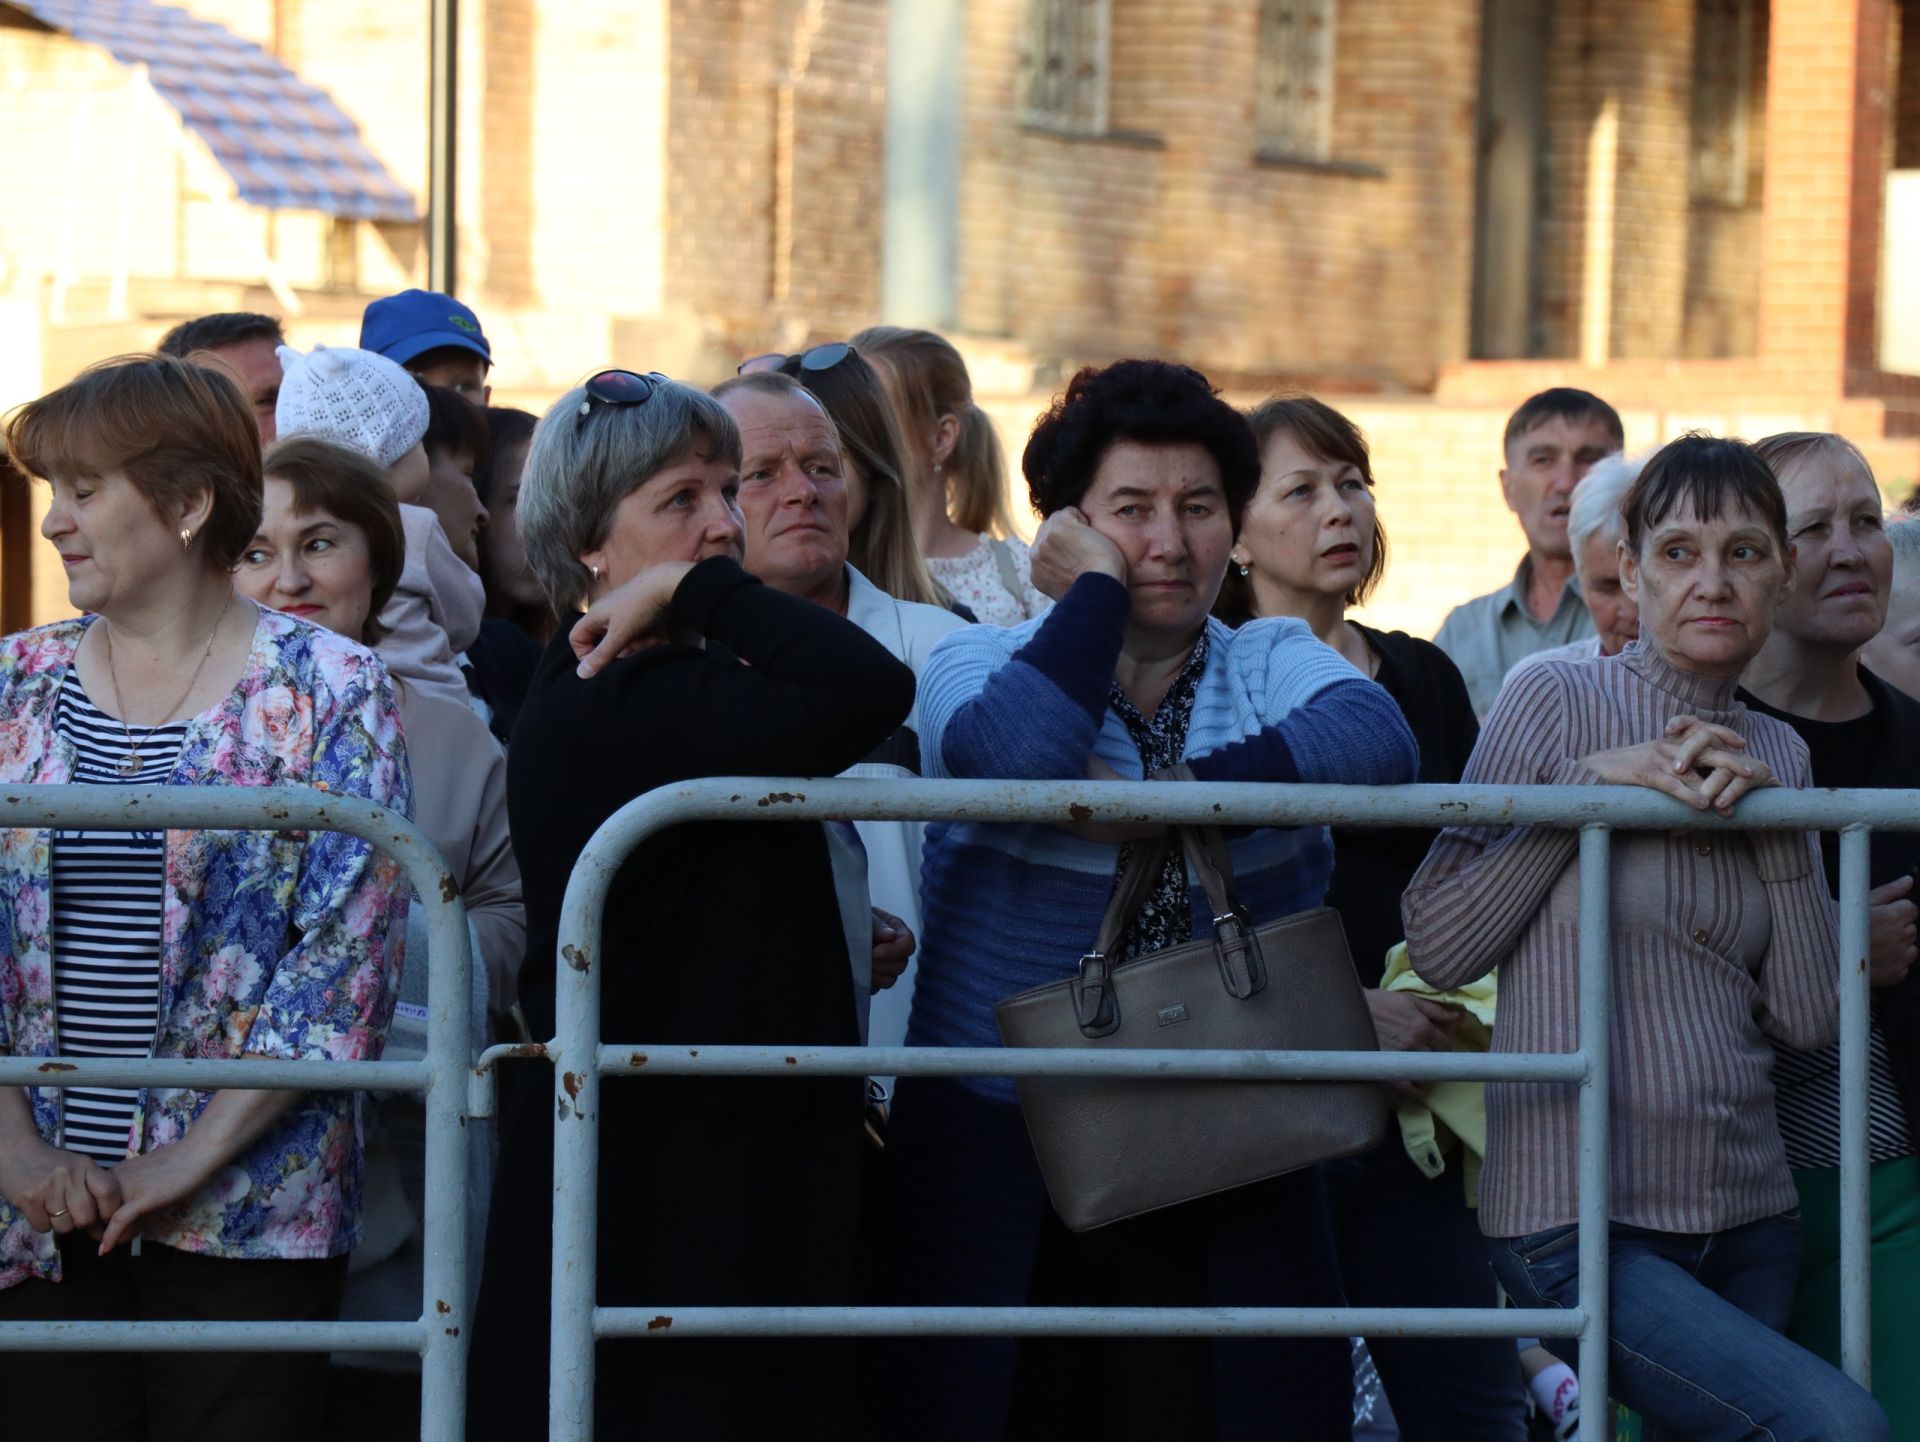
[995,825,1389,1231]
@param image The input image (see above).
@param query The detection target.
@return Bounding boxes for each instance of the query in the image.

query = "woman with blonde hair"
[852,325,1049,625]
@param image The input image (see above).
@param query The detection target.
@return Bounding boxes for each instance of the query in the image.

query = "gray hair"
[1567,451,1642,578]
[518,377,743,611]
[1888,515,1920,585]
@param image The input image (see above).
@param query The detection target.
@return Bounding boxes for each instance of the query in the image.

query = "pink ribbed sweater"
[1402,641,1838,1237]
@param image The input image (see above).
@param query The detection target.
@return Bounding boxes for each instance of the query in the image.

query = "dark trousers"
[1324,1142,1530,1441]
[875,1076,1351,1442]
[0,1238,349,1442]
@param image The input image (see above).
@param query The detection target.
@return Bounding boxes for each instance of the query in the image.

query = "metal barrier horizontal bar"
[0,1057,431,1091]
[551,775,1920,844]
[0,1320,429,1353]
[595,1306,1587,1341]
[595,1043,1588,1084]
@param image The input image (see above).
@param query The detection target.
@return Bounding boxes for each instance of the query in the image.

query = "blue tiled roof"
[10,0,419,221]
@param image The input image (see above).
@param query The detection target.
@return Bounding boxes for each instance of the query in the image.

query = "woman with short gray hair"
[464,370,915,1439]
[1526,452,1642,666]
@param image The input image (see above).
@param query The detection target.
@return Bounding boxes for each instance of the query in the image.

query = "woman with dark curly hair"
[877,360,1419,1442]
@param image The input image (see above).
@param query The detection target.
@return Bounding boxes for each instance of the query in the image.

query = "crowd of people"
[0,286,1915,1442]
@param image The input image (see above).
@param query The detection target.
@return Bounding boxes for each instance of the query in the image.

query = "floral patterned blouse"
[926,534,1051,628]
[0,605,412,1289]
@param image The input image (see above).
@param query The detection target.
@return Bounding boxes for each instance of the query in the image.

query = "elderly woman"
[1213,394,1526,1440]
[1405,435,1889,1442]
[0,355,411,1441]
[1863,515,1920,699]
[881,361,1419,1442]
[1519,451,1643,668]
[1735,432,1920,1433]
[463,371,913,1440]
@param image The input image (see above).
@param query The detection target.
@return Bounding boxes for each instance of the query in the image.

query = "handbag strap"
[1072,824,1267,1034]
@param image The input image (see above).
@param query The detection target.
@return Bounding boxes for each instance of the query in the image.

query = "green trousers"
[1789,1154,1920,1441]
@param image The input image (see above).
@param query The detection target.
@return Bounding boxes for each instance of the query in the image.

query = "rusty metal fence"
[0,776,1904,1442]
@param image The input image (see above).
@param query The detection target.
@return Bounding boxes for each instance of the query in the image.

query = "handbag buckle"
[1071,952,1122,1038]
[1211,907,1267,1000]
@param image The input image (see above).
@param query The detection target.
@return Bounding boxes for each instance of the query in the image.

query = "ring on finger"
[46,1207,68,1219]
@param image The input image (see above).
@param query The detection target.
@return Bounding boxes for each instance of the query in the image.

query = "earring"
[588,563,602,582]
[1236,563,1250,578]
[180,527,194,551]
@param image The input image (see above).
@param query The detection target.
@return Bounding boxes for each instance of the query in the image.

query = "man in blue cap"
[360,288,493,404]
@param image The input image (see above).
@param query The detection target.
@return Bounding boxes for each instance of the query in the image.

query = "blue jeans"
[1490,1213,1890,1442]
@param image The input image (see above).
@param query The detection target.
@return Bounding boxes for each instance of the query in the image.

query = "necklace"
[100,592,236,777]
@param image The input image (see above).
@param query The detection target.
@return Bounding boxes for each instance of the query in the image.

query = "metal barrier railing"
[0,777,1901,1442]
[530,775,1907,1442]
[0,786,472,1442]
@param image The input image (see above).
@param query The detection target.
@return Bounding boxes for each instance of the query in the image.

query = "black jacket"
[1330,625,1479,985]
[467,557,914,1440]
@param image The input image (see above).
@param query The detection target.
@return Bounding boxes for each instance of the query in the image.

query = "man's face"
[1500,416,1621,561]
[1576,525,1639,655]
[721,387,849,601]
[207,336,284,443]
[409,350,491,405]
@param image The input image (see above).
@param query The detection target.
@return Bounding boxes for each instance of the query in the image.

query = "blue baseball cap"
[360,289,492,368]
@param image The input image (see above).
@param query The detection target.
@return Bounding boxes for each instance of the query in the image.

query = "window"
[1256,0,1337,162]
[1689,0,1754,205]
[1023,0,1109,133]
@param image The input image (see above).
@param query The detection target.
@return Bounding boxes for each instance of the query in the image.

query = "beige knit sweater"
[1402,641,1838,1238]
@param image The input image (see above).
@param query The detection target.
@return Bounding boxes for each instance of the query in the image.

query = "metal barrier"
[0,785,472,1442]
[0,776,1901,1442]
[531,775,1906,1441]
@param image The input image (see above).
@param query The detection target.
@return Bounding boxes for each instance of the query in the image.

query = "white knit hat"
[274,343,429,469]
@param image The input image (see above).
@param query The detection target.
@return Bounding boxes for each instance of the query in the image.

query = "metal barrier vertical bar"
[418,906,474,1440]
[1837,825,1873,1386]
[1576,825,1612,1414]
[550,874,607,1440]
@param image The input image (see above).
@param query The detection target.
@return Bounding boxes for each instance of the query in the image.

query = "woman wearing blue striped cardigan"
[875,361,1419,1442]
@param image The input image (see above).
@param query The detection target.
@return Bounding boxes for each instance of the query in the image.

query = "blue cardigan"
[908,574,1420,1096]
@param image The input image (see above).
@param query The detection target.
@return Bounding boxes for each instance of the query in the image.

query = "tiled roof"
[8,0,419,221]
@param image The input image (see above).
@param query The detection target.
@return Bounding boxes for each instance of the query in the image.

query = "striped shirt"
[1774,1030,1913,1170]
[50,677,188,1168]
[1404,641,1839,1238]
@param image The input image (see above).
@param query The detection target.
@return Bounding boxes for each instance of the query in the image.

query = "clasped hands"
[0,1129,216,1254]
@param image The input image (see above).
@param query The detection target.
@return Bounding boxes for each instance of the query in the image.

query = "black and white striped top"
[1774,1029,1914,1171]
[50,677,189,1168]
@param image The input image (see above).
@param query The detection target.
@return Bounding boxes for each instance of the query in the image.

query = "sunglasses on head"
[577,369,671,426]
[735,342,855,378]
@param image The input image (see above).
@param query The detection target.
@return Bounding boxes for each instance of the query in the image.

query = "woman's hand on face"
[1580,716,1772,814]
[1029,507,1127,601]
[570,561,696,678]
[0,1139,121,1238]
[1364,990,1467,1101]
[1869,874,1919,989]
[870,908,915,992]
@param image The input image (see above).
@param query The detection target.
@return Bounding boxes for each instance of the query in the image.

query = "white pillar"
[881,0,962,327]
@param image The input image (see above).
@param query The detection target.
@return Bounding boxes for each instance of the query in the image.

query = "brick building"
[2,0,1917,636]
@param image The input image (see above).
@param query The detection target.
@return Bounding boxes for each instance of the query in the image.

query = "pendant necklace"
[101,592,235,777]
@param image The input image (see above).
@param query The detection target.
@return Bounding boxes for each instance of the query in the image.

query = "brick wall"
[956,0,1482,392]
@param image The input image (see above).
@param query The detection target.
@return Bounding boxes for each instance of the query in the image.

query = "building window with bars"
[1690,0,1754,205]
[1023,0,1109,134]
[1256,0,1336,162]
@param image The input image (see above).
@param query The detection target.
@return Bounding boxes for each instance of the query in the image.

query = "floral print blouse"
[0,605,412,1288]
[926,534,1051,628]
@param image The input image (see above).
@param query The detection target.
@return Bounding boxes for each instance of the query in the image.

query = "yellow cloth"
[1379,942,1496,1205]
